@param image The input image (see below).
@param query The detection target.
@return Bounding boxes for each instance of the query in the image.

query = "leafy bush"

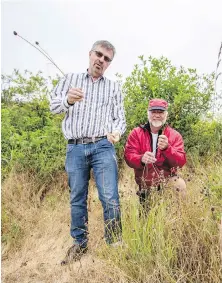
[187,119,222,156]
[1,71,65,179]
[119,56,221,160]
[1,59,221,179]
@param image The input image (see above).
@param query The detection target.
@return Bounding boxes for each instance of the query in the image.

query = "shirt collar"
[84,69,105,81]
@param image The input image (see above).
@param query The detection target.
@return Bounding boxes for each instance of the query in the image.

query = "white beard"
[148,111,167,128]
[150,120,164,127]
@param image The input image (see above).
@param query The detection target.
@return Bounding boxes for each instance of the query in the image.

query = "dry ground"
[2,167,137,283]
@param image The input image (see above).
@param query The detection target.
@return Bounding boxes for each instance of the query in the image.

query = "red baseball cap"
[148,98,168,111]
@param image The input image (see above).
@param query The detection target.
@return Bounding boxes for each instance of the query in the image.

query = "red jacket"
[124,123,186,187]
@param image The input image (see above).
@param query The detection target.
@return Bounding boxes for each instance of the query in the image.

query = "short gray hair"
[91,40,116,57]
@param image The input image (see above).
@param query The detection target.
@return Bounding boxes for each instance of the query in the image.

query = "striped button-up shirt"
[50,72,126,140]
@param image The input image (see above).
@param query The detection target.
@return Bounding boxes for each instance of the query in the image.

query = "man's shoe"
[61,244,88,265]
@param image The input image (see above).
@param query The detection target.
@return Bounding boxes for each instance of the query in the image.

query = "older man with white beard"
[124,98,186,205]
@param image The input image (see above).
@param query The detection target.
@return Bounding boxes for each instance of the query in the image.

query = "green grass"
[99,163,222,283]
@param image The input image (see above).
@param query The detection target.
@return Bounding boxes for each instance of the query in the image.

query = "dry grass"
[1,163,222,283]
[1,170,126,283]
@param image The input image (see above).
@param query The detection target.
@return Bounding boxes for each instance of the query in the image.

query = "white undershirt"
[151,133,158,156]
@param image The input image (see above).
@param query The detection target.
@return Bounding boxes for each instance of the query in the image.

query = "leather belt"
[68,136,106,145]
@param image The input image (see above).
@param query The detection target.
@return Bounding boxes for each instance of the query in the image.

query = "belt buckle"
[81,138,88,145]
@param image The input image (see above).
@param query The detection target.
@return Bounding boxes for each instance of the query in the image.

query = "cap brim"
[149,106,166,111]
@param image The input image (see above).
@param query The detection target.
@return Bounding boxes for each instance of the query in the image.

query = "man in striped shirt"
[50,40,126,264]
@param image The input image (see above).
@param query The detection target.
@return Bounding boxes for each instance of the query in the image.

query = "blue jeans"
[65,138,121,247]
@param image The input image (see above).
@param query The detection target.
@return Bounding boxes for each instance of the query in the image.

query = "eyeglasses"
[149,110,166,114]
[92,50,112,63]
